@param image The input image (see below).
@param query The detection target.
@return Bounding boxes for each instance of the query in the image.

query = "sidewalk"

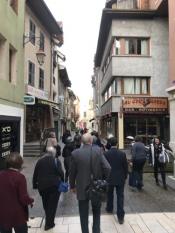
[28,212,175,233]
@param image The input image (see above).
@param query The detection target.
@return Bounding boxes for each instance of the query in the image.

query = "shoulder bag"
[85,147,108,202]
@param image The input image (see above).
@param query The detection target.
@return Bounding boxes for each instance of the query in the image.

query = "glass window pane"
[142,78,148,94]
[124,78,134,94]
[141,39,148,55]
[135,78,140,94]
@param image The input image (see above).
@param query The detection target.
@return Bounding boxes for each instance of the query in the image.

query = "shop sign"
[38,99,60,109]
[24,96,35,105]
[0,125,12,158]
[123,97,168,114]
[26,85,49,100]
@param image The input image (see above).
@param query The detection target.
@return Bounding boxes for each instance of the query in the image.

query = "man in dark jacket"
[33,147,64,231]
[104,137,128,224]
[70,133,111,233]
[131,136,147,190]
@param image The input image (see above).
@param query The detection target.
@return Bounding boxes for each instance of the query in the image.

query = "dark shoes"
[163,184,167,190]
[44,223,55,231]
[118,218,124,224]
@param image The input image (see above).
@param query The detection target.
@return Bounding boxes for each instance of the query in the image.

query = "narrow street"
[23,157,175,218]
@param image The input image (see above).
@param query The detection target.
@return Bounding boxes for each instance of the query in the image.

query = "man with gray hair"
[70,133,111,233]
[33,146,64,231]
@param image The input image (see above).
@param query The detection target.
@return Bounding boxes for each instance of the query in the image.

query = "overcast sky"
[44,0,105,111]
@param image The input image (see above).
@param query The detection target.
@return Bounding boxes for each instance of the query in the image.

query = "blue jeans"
[78,199,101,233]
[106,184,125,220]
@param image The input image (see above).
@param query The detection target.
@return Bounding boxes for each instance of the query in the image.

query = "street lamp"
[36,49,46,66]
[23,35,46,66]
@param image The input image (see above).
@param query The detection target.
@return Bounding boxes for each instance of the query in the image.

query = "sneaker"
[118,218,124,224]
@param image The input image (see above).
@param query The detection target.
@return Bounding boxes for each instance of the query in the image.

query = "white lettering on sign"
[2,142,11,148]
[2,151,10,157]
[2,126,11,133]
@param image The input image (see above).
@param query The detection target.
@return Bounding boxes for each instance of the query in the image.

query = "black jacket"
[105,147,128,185]
[33,153,64,191]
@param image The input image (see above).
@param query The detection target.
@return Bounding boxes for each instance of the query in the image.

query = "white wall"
[0,104,24,156]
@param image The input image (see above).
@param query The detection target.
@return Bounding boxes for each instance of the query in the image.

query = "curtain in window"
[135,78,140,94]
[124,78,134,94]
[141,40,148,55]
[125,40,129,54]
[115,38,120,55]
[142,79,148,94]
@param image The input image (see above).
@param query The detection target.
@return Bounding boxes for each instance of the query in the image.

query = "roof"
[59,68,71,87]
[95,6,167,67]
[26,0,63,36]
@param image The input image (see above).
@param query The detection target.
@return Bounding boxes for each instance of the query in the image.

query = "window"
[125,38,149,55]
[114,38,120,55]
[29,20,36,45]
[40,32,45,51]
[10,0,18,14]
[123,77,149,95]
[28,61,35,86]
[9,46,16,83]
[39,68,44,90]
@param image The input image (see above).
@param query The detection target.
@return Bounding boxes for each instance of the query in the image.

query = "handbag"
[158,150,169,163]
[85,147,108,202]
[54,158,69,193]
[58,181,69,193]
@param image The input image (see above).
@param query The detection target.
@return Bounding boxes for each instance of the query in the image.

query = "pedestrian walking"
[33,147,64,231]
[62,129,71,144]
[62,136,75,182]
[104,137,128,224]
[0,152,34,233]
[131,136,147,191]
[73,131,81,148]
[69,133,111,233]
[149,137,169,189]
[44,131,61,157]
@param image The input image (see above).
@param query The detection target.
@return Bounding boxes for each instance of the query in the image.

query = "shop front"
[0,116,20,170]
[123,97,169,145]
[25,98,59,142]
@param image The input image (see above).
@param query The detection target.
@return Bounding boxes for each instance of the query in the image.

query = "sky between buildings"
[44,0,105,113]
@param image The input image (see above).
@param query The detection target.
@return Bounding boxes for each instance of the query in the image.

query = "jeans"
[132,159,146,190]
[39,186,60,228]
[106,184,125,220]
[0,224,28,233]
[78,199,101,233]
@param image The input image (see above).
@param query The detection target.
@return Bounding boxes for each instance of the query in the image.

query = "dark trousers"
[106,184,125,220]
[78,199,101,233]
[132,159,146,190]
[0,224,28,233]
[154,159,166,185]
[64,157,71,182]
[39,186,60,228]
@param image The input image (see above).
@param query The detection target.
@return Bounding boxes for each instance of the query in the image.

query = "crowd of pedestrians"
[0,128,173,233]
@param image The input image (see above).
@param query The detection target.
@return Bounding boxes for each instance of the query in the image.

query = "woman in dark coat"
[0,152,34,233]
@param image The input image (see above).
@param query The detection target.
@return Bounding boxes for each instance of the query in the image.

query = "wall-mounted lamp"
[23,35,46,66]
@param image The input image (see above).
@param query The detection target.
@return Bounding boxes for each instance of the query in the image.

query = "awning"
[37,99,60,110]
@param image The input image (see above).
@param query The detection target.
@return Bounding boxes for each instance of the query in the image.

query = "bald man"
[70,133,111,233]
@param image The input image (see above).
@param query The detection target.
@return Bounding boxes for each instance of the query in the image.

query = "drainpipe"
[49,38,54,128]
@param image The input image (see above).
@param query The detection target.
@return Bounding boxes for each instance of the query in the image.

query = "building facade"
[24,0,63,142]
[0,0,25,166]
[94,0,169,148]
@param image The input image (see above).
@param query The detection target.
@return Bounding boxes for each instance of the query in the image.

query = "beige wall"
[168,0,175,86]
[24,6,52,100]
[149,0,163,9]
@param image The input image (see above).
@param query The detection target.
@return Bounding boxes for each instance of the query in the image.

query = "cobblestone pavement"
[23,156,175,219]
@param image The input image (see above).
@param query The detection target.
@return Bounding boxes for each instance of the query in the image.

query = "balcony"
[101,96,122,116]
[101,55,152,94]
